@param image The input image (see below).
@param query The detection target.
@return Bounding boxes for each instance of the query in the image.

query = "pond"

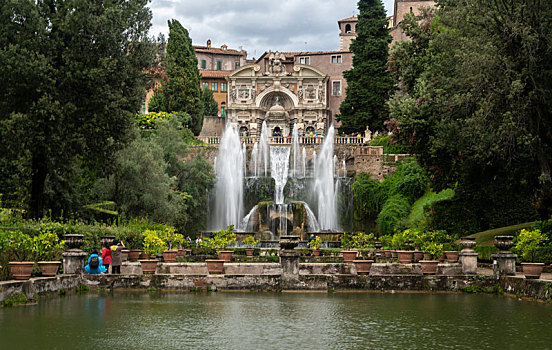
[0,292,550,349]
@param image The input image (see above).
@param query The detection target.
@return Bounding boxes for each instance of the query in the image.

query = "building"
[194,40,247,115]
[223,16,357,138]
[390,0,436,43]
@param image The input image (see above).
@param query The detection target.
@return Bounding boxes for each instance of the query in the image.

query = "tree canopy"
[338,0,395,134]
[0,0,155,217]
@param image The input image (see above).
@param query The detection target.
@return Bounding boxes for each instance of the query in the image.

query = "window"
[331,55,342,64]
[299,57,310,65]
[211,82,218,91]
[235,61,239,69]
[345,24,352,33]
[202,82,209,89]
[221,82,227,92]
[201,59,206,69]
[216,61,222,70]
[332,81,341,96]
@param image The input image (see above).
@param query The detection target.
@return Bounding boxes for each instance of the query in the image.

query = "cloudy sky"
[149,0,395,59]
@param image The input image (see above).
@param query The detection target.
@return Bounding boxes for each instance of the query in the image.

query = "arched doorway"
[272,126,282,137]
[239,126,248,137]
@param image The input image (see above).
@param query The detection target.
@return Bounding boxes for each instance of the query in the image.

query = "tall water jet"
[304,203,321,232]
[342,160,347,177]
[251,142,258,177]
[270,146,291,204]
[302,148,307,178]
[313,126,340,231]
[210,123,244,230]
[292,124,299,177]
[242,142,247,176]
[312,151,317,177]
[258,121,269,177]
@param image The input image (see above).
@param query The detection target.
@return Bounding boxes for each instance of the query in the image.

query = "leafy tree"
[338,0,395,134]
[202,88,219,116]
[0,0,154,217]
[162,19,204,135]
[389,1,550,232]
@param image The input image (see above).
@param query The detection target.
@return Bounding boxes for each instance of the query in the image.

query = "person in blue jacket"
[84,251,106,274]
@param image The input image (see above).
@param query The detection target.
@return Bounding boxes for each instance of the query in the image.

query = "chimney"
[221,44,228,51]
[207,39,211,48]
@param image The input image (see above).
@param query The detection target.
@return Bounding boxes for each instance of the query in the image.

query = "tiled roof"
[194,46,244,55]
[256,50,351,62]
[338,16,358,22]
[200,69,232,78]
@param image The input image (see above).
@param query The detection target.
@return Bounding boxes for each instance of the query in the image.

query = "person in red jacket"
[101,242,112,273]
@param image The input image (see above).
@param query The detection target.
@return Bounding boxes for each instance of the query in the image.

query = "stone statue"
[231,87,236,102]
[268,52,286,75]
[251,87,256,101]
[318,85,325,102]
[298,87,303,101]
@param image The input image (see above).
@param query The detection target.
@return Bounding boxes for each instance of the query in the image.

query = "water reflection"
[0,292,550,349]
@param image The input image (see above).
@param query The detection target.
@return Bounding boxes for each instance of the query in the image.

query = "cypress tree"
[202,88,219,117]
[338,0,394,134]
[164,20,204,135]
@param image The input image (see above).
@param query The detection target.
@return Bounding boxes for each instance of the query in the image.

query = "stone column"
[459,237,478,275]
[492,236,517,277]
[279,235,301,289]
[63,249,87,274]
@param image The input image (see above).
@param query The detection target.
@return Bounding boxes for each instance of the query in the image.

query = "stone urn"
[245,248,255,257]
[353,260,374,275]
[205,259,224,274]
[341,250,358,263]
[216,250,233,262]
[460,237,476,252]
[444,251,460,262]
[127,249,142,262]
[280,235,300,250]
[64,234,84,250]
[494,236,514,252]
[397,251,414,264]
[38,261,60,277]
[100,236,115,246]
[521,263,545,279]
[8,262,34,280]
[419,260,439,275]
[139,260,158,274]
[163,250,178,263]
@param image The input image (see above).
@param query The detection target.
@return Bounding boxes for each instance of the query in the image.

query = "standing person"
[110,240,125,274]
[101,242,112,273]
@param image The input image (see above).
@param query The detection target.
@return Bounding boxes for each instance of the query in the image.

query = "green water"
[0,292,550,349]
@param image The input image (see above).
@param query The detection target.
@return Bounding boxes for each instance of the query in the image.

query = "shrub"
[143,230,166,256]
[377,195,411,235]
[421,242,443,260]
[33,231,65,261]
[309,236,322,250]
[513,229,546,263]
[203,225,236,250]
[242,236,258,248]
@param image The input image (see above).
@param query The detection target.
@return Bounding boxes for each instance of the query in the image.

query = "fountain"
[208,123,350,247]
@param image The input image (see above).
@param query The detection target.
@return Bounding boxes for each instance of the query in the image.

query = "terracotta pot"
[521,263,545,279]
[312,249,321,257]
[177,249,184,257]
[413,251,424,262]
[397,250,414,264]
[205,259,224,274]
[139,252,150,260]
[163,250,178,262]
[341,250,358,263]
[217,250,233,262]
[38,261,60,277]
[121,249,130,262]
[444,251,459,262]
[8,262,34,280]
[419,260,439,275]
[423,253,431,260]
[353,260,374,275]
[139,260,158,274]
[245,248,255,257]
[128,249,142,262]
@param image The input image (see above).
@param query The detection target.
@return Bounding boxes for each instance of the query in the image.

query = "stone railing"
[198,135,370,146]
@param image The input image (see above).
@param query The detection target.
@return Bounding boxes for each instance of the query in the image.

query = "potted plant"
[33,230,65,277]
[160,226,182,263]
[2,230,35,280]
[204,225,236,262]
[242,236,258,257]
[309,236,322,256]
[393,230,413,264]
[141,230,164,274]
[340,233,358,263]
[420,242,443,275]
[444,247,460,263]
[514,228,546,279]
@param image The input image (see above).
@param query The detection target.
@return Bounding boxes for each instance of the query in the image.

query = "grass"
[466,221,537,245]
[405,188,455,227]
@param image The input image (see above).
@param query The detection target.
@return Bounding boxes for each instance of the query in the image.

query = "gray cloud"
[149,0,395,58]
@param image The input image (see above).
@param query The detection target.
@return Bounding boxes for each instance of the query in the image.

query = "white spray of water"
[270,146,290,204]
[302,148,307,178]
[258,121,269,177]
[304,203,321,232]
[251,143,258,177]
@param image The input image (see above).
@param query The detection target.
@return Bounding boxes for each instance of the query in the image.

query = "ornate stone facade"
[226,54,330,137]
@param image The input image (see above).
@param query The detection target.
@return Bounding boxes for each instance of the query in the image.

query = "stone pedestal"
[459,252,478,274]
[492,253,517,277]
[280,250,300,276]
[62,249,87,274]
